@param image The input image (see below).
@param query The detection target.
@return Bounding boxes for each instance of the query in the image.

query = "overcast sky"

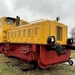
[0,0,75,37]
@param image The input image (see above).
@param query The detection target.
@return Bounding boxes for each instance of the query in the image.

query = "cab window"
[22,22,28,25]
[5,17,15,25]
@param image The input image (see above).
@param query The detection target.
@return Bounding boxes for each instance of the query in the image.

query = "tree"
[70,27,75,39]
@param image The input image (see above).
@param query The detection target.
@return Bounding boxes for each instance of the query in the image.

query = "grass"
[0,53,75,75]
[71,51,75,58]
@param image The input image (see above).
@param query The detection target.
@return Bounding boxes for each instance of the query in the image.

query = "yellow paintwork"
[7,20,68,44]
[0,16,29,42]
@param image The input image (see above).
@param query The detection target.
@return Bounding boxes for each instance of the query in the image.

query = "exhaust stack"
[16,16,20,26]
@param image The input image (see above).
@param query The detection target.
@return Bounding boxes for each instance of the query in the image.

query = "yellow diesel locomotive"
[0,16,74,69]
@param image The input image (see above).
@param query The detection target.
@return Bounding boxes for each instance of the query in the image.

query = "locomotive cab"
[0,16,29,42]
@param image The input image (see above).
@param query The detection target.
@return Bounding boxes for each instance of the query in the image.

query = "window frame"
[57,26,62,40]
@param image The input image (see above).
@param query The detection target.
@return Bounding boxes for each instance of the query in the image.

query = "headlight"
[51,36,55,42]
[71,39,73,43]
[67,38,73,44]
[47,36,55,44]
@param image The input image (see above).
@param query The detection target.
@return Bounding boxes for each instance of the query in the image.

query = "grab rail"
[29,19,44,24]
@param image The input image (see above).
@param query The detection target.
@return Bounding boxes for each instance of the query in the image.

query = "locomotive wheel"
[68,60,73,66]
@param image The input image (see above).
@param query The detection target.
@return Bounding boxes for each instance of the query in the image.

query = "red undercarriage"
[0,43,70,69]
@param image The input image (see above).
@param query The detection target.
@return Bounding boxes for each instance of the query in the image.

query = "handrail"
[29,19,44,24]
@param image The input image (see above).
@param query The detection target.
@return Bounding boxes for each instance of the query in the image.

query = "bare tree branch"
[70,27,75,38]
